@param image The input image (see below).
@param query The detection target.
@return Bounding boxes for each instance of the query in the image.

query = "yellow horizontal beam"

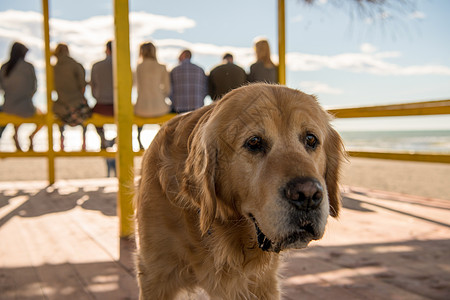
[0,150,124,158]
[4,99,449,128]
[0,112,177,127]
[328,99,450,118]
[55,150,117,158]
[0,152,144,159]
[54,150,145,157]
[348,151,450,164]
[0,113,47,126]
[133,113,177,126]
[3,148,446,164]
[3,98,449,127]
[83,113,177,127]
[0,151,49,158]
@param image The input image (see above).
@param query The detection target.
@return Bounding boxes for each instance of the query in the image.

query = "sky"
[0,0,449,131]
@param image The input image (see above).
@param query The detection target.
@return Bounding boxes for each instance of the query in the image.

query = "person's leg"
[59,125,65,151]
[96,126,107,149]
[28,109,45,152]
[13,125,22,151]
[0,106,4,140]
[81,125,87,151]
[0,126,5,140]
[28,124,43,152]
[137,126,144,150]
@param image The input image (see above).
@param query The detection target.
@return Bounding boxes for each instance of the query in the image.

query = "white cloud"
[291,14,303,23]
[130,11,195,34]
[299,81,343,95]
[360,43,377,53]
[0,10,44,49]
[149,38,253,70]
[286,50,450,76]
[409,11,426,20]
[374,51,401,59]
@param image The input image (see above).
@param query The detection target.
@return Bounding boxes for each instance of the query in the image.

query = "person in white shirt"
[134,42,170,149]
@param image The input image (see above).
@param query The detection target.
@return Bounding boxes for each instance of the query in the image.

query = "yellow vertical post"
[277,0,286,85]
[42,0,55,184]
[113,0,134,237]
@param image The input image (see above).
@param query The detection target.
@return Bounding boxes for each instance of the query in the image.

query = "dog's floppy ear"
[324,126,345,217]
[181,119,218,235]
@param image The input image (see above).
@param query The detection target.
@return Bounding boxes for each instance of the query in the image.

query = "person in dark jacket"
[248,39,278,84]
[208,53,247,101]
[0,42,42,151]
[53,43,89,151]
[91,41,114,149]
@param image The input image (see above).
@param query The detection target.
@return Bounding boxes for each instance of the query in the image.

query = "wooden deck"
[0,179,449,299]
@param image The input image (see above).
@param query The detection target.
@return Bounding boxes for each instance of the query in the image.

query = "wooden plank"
[41,184,137,299]
[16,202,96,299]
[0,218,45,299]
[344,186,450,209]
[0,180,138,299]
[281,255,366,300]
[282,247,433,300]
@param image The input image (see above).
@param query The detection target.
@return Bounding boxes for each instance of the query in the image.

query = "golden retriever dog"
[135,83,344,299]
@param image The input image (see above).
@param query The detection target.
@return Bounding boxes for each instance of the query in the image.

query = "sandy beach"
[0,156,449,200]
[340,157,450,201]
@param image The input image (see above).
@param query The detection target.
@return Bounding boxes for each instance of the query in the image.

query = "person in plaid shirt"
[170,49,207,113]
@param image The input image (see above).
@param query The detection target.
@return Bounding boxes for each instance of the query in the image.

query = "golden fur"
[135,83,345,299]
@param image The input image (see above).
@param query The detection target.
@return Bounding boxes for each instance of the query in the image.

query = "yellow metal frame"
[348,151,450,164]
[327,99,450,164]
[278,0,286,85]
[328,99,450,118]
[113,0,135,237]
[42,0,55,184]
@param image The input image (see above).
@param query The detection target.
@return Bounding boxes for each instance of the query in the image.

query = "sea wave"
[340,130,450,153]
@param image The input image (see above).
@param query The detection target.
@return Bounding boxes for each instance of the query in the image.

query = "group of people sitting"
[0,38,278,152]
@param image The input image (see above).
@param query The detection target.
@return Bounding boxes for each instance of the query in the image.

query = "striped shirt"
[170,59,207,113]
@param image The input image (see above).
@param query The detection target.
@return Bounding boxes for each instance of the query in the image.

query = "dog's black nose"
[284,177,323,211]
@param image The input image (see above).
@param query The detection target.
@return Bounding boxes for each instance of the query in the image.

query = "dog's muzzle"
[249,177,325,253]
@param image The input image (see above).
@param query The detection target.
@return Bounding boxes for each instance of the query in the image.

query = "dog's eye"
[304,134,319,150]
[244,136,266,153]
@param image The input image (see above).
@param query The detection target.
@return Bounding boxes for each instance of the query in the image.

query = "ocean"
[339,130,450,153]
[0,125,449,154]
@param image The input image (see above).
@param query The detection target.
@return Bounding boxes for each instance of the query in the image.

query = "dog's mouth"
[249,214,317,253]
